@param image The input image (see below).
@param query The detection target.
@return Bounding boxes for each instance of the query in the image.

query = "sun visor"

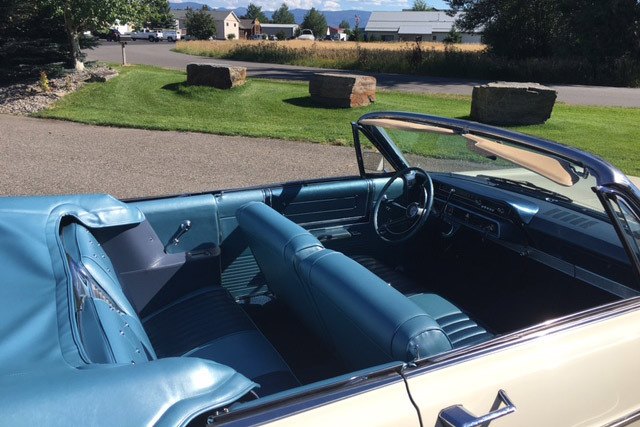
[360,118,457,135]
[462,134,579,186]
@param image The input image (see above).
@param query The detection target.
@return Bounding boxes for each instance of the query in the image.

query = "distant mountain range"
[168,2,371,28]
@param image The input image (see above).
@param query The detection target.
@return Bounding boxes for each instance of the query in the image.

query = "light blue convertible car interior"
[2,112,640,426]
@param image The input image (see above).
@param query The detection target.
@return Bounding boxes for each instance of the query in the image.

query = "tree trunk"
[62,4,84,71]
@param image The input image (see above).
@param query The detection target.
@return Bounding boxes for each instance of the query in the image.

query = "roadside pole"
[120,36,132,66]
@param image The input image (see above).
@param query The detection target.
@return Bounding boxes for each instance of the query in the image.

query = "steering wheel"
[373,167,434,243]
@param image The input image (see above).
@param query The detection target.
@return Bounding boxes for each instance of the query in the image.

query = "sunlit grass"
[34,65,640,175]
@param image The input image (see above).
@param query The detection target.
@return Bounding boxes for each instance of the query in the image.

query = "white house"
[172,10,241,40]
[364,11,482,43]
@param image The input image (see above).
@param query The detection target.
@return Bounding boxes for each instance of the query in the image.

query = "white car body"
[297,29,315,41]
[163,30,181,42]
[129,29,163,42]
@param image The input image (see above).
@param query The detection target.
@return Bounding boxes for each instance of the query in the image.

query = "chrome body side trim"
[603,409,640,427]
[406,296,640,377]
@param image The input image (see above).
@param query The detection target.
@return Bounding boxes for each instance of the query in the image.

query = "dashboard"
[429,173,638,296]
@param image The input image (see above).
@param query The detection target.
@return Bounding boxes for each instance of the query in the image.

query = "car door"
[405,305,640,427]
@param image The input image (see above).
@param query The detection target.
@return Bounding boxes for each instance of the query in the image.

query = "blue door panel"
[269,180,370,226]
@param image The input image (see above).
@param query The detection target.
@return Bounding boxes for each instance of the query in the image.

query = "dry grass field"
[174,39,639,86]
[174,39,487,75]
[176,39,486,55]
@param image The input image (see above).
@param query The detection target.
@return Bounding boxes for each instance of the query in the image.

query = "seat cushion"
[409,293,493,348]
[143,287,300,396]
[350,255,421,295]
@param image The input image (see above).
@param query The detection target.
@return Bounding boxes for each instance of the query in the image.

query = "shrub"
[39,70,50,92]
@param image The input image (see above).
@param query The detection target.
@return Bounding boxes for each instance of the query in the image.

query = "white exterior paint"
[365,11,482,43]
[172,10,240,40]
[261,24,299,39]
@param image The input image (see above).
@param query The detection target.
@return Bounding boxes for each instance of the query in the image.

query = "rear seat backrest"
[63,223,156,364]
[298,250,453,368]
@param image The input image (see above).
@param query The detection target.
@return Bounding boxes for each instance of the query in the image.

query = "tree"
[411,0,434,11]
[338,20,350,30]
[447,0,563,58]
[271,3,295,24]
[143,0,175,29]
[243,3,268,23]
[0,0,72,82]
[54,0,147,70]
[276,30,286,40]
[186,7,216,40]
[301,8,327,40]
[443,26,462,44]
[349,26,363,42]
[446,0,640,60]
[558,0,640,60]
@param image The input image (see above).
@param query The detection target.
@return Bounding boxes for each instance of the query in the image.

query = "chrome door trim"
[405,295,640,377]
[603,409,640,427]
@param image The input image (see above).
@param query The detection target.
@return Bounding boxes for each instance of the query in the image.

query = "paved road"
[87,42,640,108]
[0,114,356,199]
[4,114,639,198]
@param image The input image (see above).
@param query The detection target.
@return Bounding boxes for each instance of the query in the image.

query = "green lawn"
[35,65,640,175]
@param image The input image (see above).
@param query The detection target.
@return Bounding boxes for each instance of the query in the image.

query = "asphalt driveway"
[87,42,640,108]
[0,115,356,199]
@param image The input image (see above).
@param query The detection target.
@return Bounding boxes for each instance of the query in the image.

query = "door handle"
[438,389,516,427]
[165,220,192,250]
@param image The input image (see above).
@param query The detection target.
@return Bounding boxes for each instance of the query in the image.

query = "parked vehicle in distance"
[163,30,181,42]
[129,29,163,42]
[3,111,640,426]
[297,29,314,40]
[268,34,278,41]
[92,29,121,42]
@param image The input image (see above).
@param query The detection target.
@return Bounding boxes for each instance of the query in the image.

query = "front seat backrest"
[298,249,453,369]
[236,202,327,340]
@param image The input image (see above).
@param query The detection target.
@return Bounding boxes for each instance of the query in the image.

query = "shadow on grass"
[283,96,348,110]
[161,82,189,93]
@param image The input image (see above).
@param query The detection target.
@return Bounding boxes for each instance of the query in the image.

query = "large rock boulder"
[186,63,246,89]
[309,73,376,108]
[471,82,557,126]
[86,69,119,83]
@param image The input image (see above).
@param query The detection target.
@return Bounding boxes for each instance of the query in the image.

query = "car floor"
[239,295,350,385]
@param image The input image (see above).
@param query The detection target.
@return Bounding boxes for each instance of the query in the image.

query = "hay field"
[176,39,486,56]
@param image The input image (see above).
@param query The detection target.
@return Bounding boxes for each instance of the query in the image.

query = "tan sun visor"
[360,119,457,135]
[462,134,579,187]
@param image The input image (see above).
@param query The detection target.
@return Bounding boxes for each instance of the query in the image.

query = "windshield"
[369,122,604,214]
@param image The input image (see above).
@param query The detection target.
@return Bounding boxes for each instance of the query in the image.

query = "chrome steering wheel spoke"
[373,167,434,243]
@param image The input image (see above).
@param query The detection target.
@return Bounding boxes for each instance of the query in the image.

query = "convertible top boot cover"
[0,195,256,427]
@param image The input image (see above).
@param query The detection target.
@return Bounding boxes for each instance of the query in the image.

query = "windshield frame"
[356,111,635,191]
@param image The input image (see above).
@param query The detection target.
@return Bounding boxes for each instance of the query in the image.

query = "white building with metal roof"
[364,11,482,43]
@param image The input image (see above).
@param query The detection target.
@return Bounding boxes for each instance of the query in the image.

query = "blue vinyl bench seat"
[63,222,299,397]
[237,202,493,369]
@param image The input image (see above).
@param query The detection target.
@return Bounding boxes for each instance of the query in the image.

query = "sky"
[171,0,450,11]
